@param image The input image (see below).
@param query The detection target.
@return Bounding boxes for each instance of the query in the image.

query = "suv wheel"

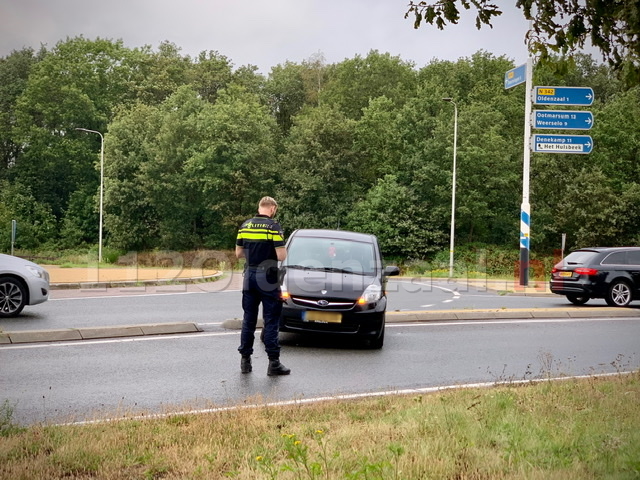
[606,280,632,307]
[0,277,27,317]
[566,294,589,306]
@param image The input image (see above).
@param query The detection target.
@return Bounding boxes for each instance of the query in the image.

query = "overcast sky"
[1,0,532,73]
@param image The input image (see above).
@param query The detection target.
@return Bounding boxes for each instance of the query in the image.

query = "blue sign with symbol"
[504,64,526,89]
[532,134,593,154]
[533,110,594,130]
[534,86,594,106]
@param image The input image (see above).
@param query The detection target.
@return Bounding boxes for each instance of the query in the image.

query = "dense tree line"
[0,37,638,260]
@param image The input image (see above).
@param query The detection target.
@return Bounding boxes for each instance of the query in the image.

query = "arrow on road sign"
[533,86,595,106]
[532,134,593,154]
[533,110,594,130]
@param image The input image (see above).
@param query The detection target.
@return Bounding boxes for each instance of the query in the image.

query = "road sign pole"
[11,219,16,256]
[520,58,533,286]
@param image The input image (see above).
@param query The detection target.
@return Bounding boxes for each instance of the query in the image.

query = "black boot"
[241,356,252,374]
[267,359,291,376]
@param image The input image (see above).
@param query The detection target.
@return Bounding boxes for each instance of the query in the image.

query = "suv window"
[627,251,640,266]
[602,252,627,265]
[563,251,599,265]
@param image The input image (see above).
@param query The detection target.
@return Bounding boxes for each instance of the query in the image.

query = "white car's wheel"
[0,277,27,317]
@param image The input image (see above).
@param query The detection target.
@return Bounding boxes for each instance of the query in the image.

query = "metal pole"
[443,98,458,278]
[11,219,16,256]
[75,128,104,263]
[519,58,533,286]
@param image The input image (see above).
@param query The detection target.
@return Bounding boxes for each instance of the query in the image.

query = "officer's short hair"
[259,196,278,209]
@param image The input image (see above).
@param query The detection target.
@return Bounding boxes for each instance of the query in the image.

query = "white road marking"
[60,371,634,426]
[392,280,460,307]
[387,317,640,327]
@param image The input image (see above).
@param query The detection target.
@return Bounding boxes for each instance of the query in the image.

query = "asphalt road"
[2,316,639,426]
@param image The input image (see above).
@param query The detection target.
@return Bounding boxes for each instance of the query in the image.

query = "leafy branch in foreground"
[405,0,640,83]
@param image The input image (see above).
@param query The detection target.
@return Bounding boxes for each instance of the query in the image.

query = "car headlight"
[358,284,381,305]
[25,265,46,279]
[280,284,290,301]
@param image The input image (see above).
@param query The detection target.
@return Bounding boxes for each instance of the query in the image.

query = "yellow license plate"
[559,271,573,277]
[304,311,342,323]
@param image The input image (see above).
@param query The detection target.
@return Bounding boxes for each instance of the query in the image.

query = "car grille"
[290,295,355,310]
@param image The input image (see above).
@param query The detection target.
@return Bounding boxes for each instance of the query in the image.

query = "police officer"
[235,196,290,376]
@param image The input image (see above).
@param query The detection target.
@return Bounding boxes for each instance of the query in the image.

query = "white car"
[0,254,50,317]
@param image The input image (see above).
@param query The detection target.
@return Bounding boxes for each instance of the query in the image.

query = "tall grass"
[1,373,639,479]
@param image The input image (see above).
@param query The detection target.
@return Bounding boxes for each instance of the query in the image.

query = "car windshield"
[284,236,376,275]
[562,251,599,266]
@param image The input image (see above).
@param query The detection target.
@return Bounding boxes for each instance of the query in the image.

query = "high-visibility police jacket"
[236,214,285,268]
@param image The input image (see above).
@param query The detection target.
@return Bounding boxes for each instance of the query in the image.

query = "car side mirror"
[384,266,400,277]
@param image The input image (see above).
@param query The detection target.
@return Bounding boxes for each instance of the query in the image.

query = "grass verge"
[1,373,639,479]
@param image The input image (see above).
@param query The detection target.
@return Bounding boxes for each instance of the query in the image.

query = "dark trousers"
[238,269,283,359]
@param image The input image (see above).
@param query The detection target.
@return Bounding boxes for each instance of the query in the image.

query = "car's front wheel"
[367,319,385,349]
[566,294,590,306]
[606,280,633,307]
[0,277,27,317]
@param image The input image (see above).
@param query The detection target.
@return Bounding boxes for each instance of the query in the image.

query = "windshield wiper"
[283,265,329,271]
[283,265,367,275]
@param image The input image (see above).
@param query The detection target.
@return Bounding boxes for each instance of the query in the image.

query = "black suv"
[279,229,400,348]
[550,247,640,307]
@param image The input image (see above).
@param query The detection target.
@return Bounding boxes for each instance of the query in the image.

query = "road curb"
[219,307,640,330]
[0,322,201,345]
[3,308,639,345]
[49,273,224,290]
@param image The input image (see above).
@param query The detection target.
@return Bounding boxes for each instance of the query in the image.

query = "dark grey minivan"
[279,229,399,348]
[550,247,640,306]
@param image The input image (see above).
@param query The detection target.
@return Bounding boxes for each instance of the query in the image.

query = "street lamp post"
[76,128,104,263]
[442,98,458,278]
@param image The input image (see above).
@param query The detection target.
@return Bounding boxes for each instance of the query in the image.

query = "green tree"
[189,50,234,103]
[277,105,361,231]
[184,85,279,248]
[129,41,192,105]
[0,180,56,251]
[103,102,162,251]
[105,85,278,250]
[232,64,267,101]
[11,37,137,223]
[319,50,417,119]
[266,62,307,134]
[354,96,402,183]
[346,175,446,258]
[0,47,41,182]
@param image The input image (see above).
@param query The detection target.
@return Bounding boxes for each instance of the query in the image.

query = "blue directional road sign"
[532,134,593,154]
[533,110,594,130]
[533,86,594,106]
[504,63,526,89]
